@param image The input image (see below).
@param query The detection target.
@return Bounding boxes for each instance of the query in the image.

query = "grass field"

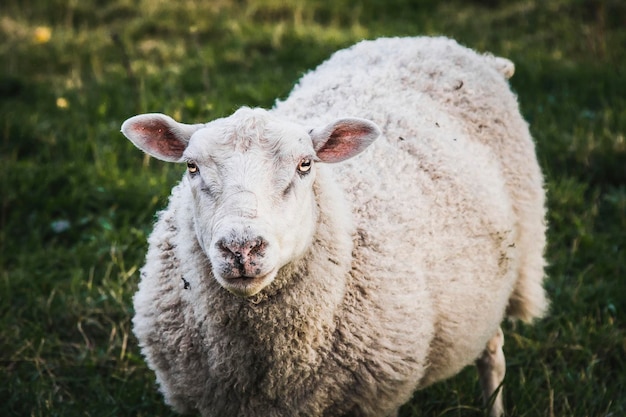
[1,0,625,416]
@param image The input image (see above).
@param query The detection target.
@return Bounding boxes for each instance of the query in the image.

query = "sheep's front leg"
[475,326,505,417]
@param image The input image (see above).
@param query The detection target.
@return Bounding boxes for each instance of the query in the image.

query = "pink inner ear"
[317,123,376,163]
[133,119,187,160]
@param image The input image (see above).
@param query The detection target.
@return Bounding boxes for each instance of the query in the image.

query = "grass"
[1,0,624,416]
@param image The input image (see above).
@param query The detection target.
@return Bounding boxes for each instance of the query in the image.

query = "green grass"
[1,0,624,416]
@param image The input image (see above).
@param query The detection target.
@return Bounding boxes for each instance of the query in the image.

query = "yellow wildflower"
[56,97,69,109]
[34,26,52,44]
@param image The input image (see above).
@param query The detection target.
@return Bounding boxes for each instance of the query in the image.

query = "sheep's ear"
[310,118,381,163]
[121,113,205,162]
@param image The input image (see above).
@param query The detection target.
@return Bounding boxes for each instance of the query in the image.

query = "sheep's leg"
[475,326,505,417]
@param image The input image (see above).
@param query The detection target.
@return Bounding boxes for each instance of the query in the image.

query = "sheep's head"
[121,107,380,297]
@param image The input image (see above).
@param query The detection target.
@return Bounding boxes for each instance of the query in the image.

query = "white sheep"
[121,36,547,417]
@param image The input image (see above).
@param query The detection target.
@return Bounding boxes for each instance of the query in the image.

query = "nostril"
[216,239,231,256]
[249,237,267,256]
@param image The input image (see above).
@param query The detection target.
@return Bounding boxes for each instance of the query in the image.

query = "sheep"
[121,36,548,417]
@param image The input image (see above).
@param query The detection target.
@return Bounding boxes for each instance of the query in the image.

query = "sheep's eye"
[297,158,312,174]
[187,162,198,174]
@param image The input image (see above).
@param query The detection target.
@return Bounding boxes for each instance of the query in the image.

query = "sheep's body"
[126,37,547,417]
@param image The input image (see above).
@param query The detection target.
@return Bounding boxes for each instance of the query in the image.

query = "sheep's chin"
[216,269,278,297]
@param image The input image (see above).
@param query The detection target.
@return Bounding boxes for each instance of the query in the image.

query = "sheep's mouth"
[227,274,264,286]
[220,269,277,297]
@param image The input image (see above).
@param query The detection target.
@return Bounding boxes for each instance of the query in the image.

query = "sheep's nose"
[216,237,268,275]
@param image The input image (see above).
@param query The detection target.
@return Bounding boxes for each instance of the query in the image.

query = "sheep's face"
[122,107,380,297]
[183,110,319,297]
